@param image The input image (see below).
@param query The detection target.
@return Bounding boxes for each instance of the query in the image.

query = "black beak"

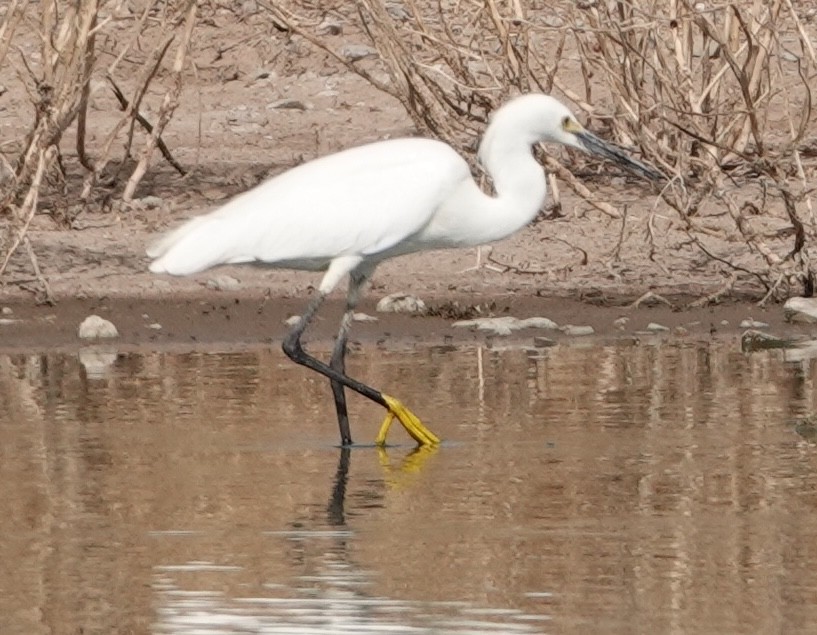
[575,129,665,182]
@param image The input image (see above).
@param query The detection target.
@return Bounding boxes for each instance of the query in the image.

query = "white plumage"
[147,93,661,447]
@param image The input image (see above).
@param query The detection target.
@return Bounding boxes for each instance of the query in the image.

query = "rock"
[451,315,559,335]
[452,317,519,336]
[146,323,162,330]
[0,318,17,325]
[238,0,258,18]
[251,68,273,82]
[339,43,377,61]
[376,293,427,315]
[646,322,670,332]
[352,312,378,322]
[518,316,558,330]
[206,275,240,291]
[784,297,817,324]
[78,315,119,339]
[134,195,163,209]
[452,316,558,336]
[2,306,13,315]
[317,17,343,35]
[613,316,629,330]
[385,1,410,20]
[267,98,308,111]
[560,324,594,336]
[740,318,770,329]
[284,315,301,327]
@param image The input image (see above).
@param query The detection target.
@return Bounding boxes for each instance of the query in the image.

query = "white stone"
[376,293,427,315]
[740,318,769,329]
[339,43,377,61]
[560,324,595,336]
[646,322,670,332]
[518,316,559,330]
[206,275,240,291]
[784,297,817,324]
[451,316,519,336]
[613,316,629,330]
[352,312,378,322]
[78,315,119,339]
[452,316,559,336]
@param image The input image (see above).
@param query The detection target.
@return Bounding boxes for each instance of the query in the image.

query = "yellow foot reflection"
[375,394,441,447]
[377,444,439,488]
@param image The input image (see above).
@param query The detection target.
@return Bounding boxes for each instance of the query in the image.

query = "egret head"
[482,94,664,182]
[558,113,665,181]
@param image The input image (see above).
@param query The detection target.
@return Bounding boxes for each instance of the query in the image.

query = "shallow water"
[1,339,817,634]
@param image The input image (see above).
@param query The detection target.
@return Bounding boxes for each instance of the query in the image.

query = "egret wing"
[148,138,470,275]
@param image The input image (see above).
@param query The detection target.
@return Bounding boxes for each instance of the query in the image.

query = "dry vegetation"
[1,0,816,304]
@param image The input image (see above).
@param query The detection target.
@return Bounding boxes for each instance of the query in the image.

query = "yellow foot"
[375,394,441,447]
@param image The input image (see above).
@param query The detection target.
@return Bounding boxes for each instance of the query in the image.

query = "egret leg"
[328,270,372,444]
[328,308,353,445]
[282,284,440,448]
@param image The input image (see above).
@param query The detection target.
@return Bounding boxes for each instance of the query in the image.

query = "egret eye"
[562,116,572,130]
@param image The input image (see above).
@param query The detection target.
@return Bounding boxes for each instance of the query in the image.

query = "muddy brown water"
[2,339,816,634]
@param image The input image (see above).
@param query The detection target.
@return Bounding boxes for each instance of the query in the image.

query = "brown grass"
[271,0,817,303]
[1,1,816,303]
[0,0,196,302]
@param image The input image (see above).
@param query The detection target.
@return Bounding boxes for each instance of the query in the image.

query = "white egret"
[148,93,663,448]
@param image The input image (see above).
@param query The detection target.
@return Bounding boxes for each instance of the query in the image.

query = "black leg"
[282,291,387,445]
[281,276,439,447]
[329,310,353,445]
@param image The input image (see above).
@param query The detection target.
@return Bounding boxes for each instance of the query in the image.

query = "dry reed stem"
[1,0,199,293]
[0,146,55,278]
[122,0,197,201]
[277,0,815,300]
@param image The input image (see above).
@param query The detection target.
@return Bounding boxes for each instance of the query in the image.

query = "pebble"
[206,275,240,291]
[134,195,163,209]
[452,316,559,336]
[267,98,308,111]
[147,323,162,330]
[518,316,558,330]
[613,316,629,330]
[1,306,12,315]
[376,293,427,315]
[284,315,301,327]
[560,325,594,336]
[739,318,769,329]
[78,315,119,339]
[352,312,378,322]
[317,17,343,35]
[452,317,519,336]
[784,297,817,324]
[339,43,377,61]
[646,322,670,332]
